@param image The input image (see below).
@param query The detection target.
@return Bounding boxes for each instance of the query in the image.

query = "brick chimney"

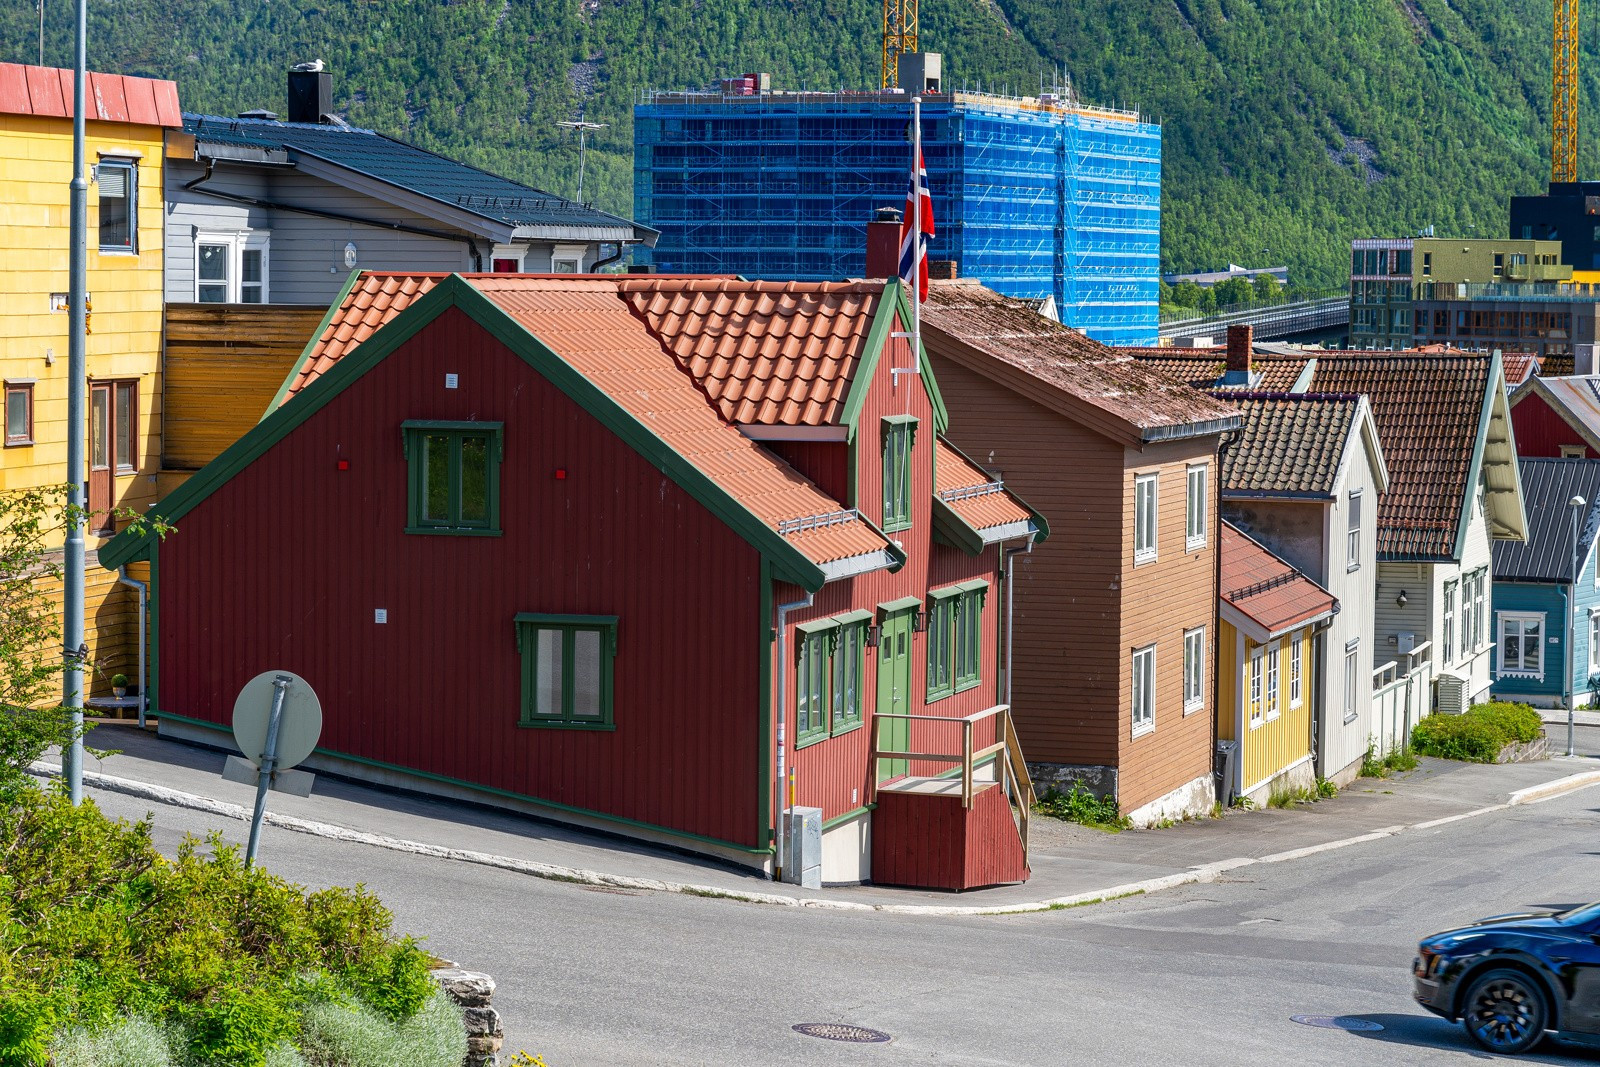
[865,207,902,279]
[1222,324,1253,385]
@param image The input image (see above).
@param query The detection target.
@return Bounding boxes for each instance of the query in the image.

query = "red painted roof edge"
[0,62,181,126]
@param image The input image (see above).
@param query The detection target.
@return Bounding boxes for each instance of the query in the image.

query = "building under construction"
[632,71,1162,345]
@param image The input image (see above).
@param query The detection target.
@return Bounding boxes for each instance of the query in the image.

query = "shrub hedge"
[1410,701,1545,763]
[0,785,458,1067]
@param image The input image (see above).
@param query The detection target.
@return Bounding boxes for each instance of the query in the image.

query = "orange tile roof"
[934,440,1033,534]
[1221,522,1338,638]
[291,273,891,570]
[620,279,882,426]
[0,62,182,126]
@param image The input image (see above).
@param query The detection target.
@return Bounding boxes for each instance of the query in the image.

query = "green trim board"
[264,268,364,417]
[821,803,875,831]
[99,274,834,591]
[152,709,770,856]
[837,280,950,442]
[878,595,924,613]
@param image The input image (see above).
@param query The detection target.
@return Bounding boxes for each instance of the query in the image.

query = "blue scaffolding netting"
[634,89,1160,346]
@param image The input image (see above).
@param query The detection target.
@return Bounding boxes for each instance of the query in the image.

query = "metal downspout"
[117,568,147,729]
[773,591,813,883]
[183,159,486,271]
[1211,429,1240,796]
[592,242,629,271]
[1002,540,1034,708]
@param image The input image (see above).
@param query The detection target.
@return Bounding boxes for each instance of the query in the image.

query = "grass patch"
[1033,785,1131,832]
[1410,701,1544,763]
[1036,889,1147,913]
[1360,743,1418,778]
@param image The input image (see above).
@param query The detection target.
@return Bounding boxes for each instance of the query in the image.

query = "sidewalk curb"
[31,760,1600,917]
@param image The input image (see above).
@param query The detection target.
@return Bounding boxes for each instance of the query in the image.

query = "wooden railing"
[871,703,1033,854]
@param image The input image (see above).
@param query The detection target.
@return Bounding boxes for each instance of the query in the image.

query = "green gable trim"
[152,709,769,856]
[101,274,832,592]
[264,268,364,418]
[838,279,950,442]
[1452,353,1502,562]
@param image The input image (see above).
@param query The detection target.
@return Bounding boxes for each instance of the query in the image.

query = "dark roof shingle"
[1217,393,1362,497]
[1492,458,1600,582]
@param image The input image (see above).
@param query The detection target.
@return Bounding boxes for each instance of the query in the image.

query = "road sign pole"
[245,675,292,867]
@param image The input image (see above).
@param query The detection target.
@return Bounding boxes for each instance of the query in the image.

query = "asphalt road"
[84,776,1600,1066]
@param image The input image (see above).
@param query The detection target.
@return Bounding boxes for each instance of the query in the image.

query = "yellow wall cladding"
[0,113,165,529]
[1238,626,1315,792]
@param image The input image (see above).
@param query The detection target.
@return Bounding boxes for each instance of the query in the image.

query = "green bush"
[1410,714,1506,763]
[1034,784,1131,831]
[0,786,448,1067]
[1468,701,1544,744]
[298,987,465,1067]
[49,1015,173,1067]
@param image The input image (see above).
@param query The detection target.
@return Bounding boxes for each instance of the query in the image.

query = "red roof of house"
[619,279,879,426]
[934,441,1033,534]
[0,62,181,126]
[1221,522,1337,638]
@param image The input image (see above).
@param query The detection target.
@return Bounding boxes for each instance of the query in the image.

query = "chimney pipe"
[1225,323,1253,378]
[286,66,333,125]
[865,206,902,280]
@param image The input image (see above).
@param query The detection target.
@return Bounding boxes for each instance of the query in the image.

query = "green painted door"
[876,609,912,781]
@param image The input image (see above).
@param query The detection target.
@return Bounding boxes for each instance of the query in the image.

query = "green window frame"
[882,415,917,532]
[515,614,618,729]
[927,581,987,701]
[796,621,834,746]
[402,420,503,536]
[832,611,871,736]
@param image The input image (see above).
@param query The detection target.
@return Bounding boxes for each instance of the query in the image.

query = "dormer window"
[882,416,916,532]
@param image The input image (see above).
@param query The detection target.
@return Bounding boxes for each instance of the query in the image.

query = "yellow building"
[1218,523,1339,806]
[0,63,182,694]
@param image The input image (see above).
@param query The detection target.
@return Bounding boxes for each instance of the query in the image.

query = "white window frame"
[1185,464,1207,550]
[1290,634,1303,708]
[194,231,270,303]
[1346,489,1362,572]
[1131,644,1155,738]
[1590,611,1600,672]
[1134,473,1158,564]
[1443,581,1457,664]
[1182,627,1204,713]
[1343,640,1359,724]
[1265,639,1281,721]
[1249,645,1264,727]
[1497,611,1545,679]
[1472,570,1487,652]
[550,243,587,274]
[1562,445,1587,459]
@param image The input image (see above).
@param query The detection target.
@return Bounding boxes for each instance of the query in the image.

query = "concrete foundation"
[1124,772,1217,827]
[821,809,871,885]
[1240,756,1317,810]
[1324,751,1366,790]
[1026,762,1117,800]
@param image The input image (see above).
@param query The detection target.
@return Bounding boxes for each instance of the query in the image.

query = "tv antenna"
[556,119,608,204]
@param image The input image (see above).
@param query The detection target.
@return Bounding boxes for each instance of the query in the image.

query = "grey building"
[1410,282,1600,363]
[165,67,656,307]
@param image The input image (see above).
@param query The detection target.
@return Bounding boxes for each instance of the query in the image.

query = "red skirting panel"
[871,783,1029,891]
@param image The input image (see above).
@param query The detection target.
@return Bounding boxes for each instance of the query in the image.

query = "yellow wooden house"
[1218,522,1339,806]
[0,63,182,694]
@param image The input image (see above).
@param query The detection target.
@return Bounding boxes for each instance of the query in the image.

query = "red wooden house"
[1509,374,1600,459]
[100,273,1044,889]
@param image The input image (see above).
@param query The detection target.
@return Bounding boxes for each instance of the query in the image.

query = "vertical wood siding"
[765,440,850,503]
[780,320,1005,829]
[870,783,1027,890]
[157,306,764,848]
[1239,627,1315,792]
[1510,391,1599,459]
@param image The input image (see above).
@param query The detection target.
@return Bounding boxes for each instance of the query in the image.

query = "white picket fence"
[1371,652,1434,757]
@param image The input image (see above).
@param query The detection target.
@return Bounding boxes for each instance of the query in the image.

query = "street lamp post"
[63,0,88,805]
[1570,495,1586,759]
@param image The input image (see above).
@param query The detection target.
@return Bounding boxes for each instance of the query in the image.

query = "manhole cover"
[792,1023,891,1044]
[1290,1015,1385,1032]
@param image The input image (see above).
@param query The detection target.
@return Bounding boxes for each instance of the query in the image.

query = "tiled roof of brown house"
[1124,350,1308,391]
[921,283,1238,444]
[1305,353,1491,559]
[0,62,182,126]
[1216,393,1363,497]
[1221,522,1338,638]
[619,279,881,426]
[934,440,1033,533]
[290,272,448,402]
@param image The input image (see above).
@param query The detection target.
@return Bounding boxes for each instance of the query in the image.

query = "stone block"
[463,1005,502,1037]
[467,1034,504,1055]
[433,967,496,1006]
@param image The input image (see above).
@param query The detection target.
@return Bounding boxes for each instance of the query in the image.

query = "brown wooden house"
[918,282,1241,823]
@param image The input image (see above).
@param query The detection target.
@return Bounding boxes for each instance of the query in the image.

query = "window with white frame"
[1471,570,1487,651]
[1131,644,1155,737]
[195,233,269,303]
[1562,445,1588,459]
[1498,612,1544,677]
[1183,628,1204,712]
[1290,634,1304,707]
[1591,612,1600,671]
[1265,640,1281,720]
[1185,464,1207,550]
[1443,581,1457,664]
[1134,473,1158,563]
[1343,640,1359,723]
[1249,645,1264,726]
[1347,490,1362,571]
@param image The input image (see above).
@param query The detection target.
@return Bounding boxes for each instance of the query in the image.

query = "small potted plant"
[111,673,129,699]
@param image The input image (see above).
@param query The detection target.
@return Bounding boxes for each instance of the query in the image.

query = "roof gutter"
[1140,414,1243,445]
[183,156,484,270]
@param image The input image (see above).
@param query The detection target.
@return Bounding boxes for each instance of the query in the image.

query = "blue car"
[1414,901,1600,1055]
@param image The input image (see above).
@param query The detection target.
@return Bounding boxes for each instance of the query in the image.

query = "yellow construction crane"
[882,0,918,90]
[1554,0,1580,182]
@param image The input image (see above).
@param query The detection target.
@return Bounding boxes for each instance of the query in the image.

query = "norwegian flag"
[898,151,935,301]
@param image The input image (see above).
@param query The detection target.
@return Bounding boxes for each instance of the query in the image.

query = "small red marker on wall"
[554,468,567,480]
[337,459,350,471]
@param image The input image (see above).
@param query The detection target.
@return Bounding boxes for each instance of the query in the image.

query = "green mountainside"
[3,0,1591,286]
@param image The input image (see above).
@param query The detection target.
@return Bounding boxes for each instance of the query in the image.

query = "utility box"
[898,52,943,95]
[1214,740,1238,808]
[1396,632,1416,655]
[784,806,822,888]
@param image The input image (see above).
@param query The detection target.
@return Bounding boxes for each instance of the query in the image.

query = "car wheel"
[1462,968,1549,1055]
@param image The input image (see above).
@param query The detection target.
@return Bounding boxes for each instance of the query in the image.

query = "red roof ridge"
[0,62,181,126]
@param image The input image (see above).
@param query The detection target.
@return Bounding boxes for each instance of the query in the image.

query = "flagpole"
[910,95,921,378]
